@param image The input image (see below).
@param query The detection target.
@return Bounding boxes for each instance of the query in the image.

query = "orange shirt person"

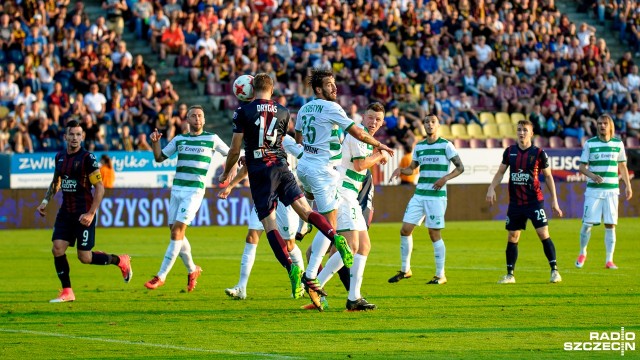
[100,154,116,188]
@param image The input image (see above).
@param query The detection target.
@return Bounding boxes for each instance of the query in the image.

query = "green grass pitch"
[0,218,638,359]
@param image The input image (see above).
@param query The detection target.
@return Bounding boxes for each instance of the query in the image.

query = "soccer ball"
[233,75,254,101]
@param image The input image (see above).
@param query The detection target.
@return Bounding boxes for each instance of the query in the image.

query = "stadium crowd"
[2,0,640,155]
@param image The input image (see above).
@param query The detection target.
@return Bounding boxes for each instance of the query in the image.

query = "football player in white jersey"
[303,102,388,311]
[576,114,632,269]
[295,69,394,303]
[388,114,464,285]
[219,135,307,300]
[146,105,234,292]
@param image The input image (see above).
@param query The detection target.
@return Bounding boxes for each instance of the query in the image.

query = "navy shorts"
[505,202,548,231]
[52,210,96,251]
[248,163,304,220]
[358,171,374,228]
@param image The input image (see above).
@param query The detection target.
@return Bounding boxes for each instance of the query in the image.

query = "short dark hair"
[253,73,273,92]
[65,119,82,133]
[309,68,334,94]
[367,102,385,113]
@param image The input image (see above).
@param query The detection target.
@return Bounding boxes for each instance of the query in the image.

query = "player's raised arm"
[346,125,395,157]
[390,160,419,181]
[150,128,167,162]
[218,165,248,199]
[37,168,62,217]
[219,132,243,184]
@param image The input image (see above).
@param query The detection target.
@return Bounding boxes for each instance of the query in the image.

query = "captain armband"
[89,172,103,185]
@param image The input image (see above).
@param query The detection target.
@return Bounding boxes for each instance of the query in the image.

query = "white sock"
[433,239,446,277]
[318,252,344,287]
[238,243,257,289]
[580,223,592,256]
[297,199,315,233]
[604,228,616,263]
[289,244,305,272]
[348,254,367,301]
[157,239,182,281]
[305,231,331,279]
[401,235,413,272]
[179,237,197,273]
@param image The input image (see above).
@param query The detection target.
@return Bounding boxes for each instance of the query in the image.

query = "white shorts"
[248,201,298,240]
[337,190,367,232]
[583,193,619,225]
[168,188,205,226]
[296,162,339,214]
[402,196,447,229]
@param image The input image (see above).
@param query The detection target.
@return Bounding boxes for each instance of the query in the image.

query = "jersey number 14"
[258,115,278,147]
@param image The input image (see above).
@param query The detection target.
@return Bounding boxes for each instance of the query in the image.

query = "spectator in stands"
[398,46,421,84]
[120,124,135,151]
[102,0,127,36]
[81,113,106,150]
[13,85,36,109]
[453,92,480,125]
[545,111,565,138]
[48,82,70,126]
[370,75,392,107]
[159,21,185,64]
[529,104,546,136]
[497,76,521,113]
[477,68,498,99]
[100,154,116,188]
[625,102,640,139]
[0,118,10,153]
[148,8,170,53]
[84,83,110,124]
[0,74,20,108]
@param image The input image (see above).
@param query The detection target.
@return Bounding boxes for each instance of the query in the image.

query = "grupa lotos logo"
[564,327,636,356]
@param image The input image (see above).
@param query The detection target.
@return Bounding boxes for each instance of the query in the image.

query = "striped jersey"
[580,136,626,196]
[295,99,354,167]
[413,137,458,198]
[502,145,548,206]
[161,132,230,190]
[337,124,374,195]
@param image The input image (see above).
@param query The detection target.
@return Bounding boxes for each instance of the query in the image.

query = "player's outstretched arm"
[217,165,248,199]
[37,169,62,217]
[347,125,395,157]
[542,167,563,217]
[486,163,508,205]
[390,160,419,181]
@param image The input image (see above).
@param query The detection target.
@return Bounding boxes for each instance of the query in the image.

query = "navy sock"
[266,230,292,271]
[506,242,518,275]
[54,254,71,288]
[91,252,111,265]
[307,212,336,242]
[337,265,350,291]
[541,238,558,270]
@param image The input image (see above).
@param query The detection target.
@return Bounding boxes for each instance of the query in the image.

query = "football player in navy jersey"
[37,120,132,303]
[486,119,564,284]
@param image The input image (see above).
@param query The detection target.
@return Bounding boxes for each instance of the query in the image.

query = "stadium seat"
[498,123,517,139]
[479,112,496,125]
[483,123,500,138]
[467,123,486,139]
[533,136,549,148]
[627,136,640,148]
[469,138,486,148]
[564,136,581,148]
[451,124,470,139]
[510,112,526,125]
[549,136,565,148]
[439,124,453,139]
[486,138,502,148]
[454,138,470,148]
[495,112,511,125]
[446,85,460,96]
[502,138,516,147]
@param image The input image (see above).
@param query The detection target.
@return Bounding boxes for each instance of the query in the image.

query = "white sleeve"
[161,135,178,158]
[294,112,303,132]
[618,142,627,162]
[348,135,367,160]
[213,134,230,156]
[446,141,459,161]
[329,102,356,130]
[282,134,303,158]
[580,143,590,164]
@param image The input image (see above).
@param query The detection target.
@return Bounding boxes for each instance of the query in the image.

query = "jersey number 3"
[258,115,278,147]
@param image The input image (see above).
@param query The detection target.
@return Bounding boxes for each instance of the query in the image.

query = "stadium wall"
[2,181,638,229]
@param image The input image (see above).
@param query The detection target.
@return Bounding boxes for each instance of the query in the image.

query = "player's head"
[65,119,84,151]
[187,105,205,134]
[309,68,337,101]
[423,114,440,136]
[253,73,274,99]
[363,102,385,135]
[516,119,534,145]
[596,114,615,140]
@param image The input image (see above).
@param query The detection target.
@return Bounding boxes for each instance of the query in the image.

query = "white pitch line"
[0,328,300,359]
